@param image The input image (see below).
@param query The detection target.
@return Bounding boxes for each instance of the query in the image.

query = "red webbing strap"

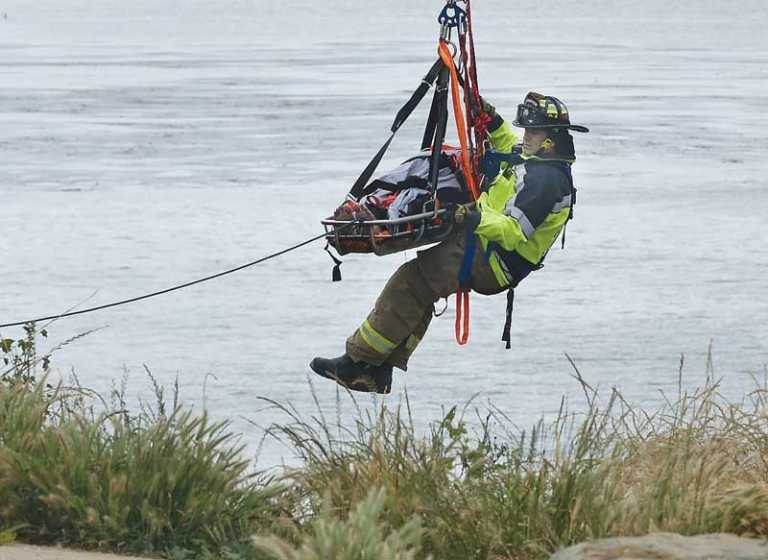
[458,32,475,158]
[460,0,491,179]
[455,289,470,345]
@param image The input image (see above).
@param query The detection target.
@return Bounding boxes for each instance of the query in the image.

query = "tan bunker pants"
[346,230,505,370]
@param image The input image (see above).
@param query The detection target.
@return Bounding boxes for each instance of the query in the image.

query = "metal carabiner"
[445,40,458,59]
[440,24,452,43]
[437,35,458,58]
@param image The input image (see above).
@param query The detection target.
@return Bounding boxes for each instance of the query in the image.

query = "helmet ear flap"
[541,138,554,150]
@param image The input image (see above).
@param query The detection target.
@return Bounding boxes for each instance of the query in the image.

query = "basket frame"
[322,207,454,256]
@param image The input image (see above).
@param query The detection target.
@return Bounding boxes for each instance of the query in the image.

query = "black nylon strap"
[324,243,343,282]
[422,58,463,150]
[348,58,444,201]
[427,67,450,195]
[348,133,396,201]
[502,288,515,349]
[391,58,443,131]
[421,81,441,150]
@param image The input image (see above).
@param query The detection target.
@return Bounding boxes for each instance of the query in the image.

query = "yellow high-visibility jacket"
[475,118,576,287]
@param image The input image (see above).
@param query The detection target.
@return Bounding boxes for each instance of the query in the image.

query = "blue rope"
[457,226,476,289]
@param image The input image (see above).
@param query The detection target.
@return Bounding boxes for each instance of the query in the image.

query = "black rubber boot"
[310,354,392,394]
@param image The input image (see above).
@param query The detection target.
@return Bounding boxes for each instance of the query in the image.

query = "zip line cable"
[0,226,353,329]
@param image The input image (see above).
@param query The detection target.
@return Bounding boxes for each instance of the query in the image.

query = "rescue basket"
[323,148,470,255]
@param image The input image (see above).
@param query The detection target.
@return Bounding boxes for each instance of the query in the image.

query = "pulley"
[438,0,467,41]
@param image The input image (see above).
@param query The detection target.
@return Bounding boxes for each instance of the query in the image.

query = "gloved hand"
[454,205,481,231]
[470,95,496,121]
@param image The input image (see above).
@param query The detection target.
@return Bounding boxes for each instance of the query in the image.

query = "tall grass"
[263,363,768,559]
[0,328,766,559]
[0,326,286,557]
[0,377,288,556]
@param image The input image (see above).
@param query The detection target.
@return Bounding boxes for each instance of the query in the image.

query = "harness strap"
[324,243,343,282]
[421,72,444,151]
[427,66,451,201]
[349,58,444,201]
[502,288,514,349]
[561,221,568,249]
[458,32,476,164]
[455,289,470,345]
[455,223,476,345]
[561,167,576,249]
[438,41,480,201]
[457,225,476,288]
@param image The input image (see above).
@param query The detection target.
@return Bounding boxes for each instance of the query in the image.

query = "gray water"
[1,0,767,467]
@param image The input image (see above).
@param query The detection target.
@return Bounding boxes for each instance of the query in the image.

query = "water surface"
[1,0,766,466]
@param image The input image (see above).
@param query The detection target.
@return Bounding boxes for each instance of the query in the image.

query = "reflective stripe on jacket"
[475,119,575,287]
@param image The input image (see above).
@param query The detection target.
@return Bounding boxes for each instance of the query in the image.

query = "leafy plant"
[253,487,425,560]
[1,323,49,385]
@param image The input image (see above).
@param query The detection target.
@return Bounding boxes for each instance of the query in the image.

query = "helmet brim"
[512,121,590,133]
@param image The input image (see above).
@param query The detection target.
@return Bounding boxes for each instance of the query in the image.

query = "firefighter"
[311,92,589,393]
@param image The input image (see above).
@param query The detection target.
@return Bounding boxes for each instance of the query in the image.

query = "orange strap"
[438,41,478,346]
[438,41,480,201]
[455,289,470,345]
[439,41,476,345]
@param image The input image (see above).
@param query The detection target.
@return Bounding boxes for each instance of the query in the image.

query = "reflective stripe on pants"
[357,320,397,356]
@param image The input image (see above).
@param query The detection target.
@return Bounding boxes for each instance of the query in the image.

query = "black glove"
[470,96,496,121]
[454,205,481,231]
[465,209,481,231]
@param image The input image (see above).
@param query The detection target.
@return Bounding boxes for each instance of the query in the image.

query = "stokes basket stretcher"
[323,0,488,258]
[323,147,471,255]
